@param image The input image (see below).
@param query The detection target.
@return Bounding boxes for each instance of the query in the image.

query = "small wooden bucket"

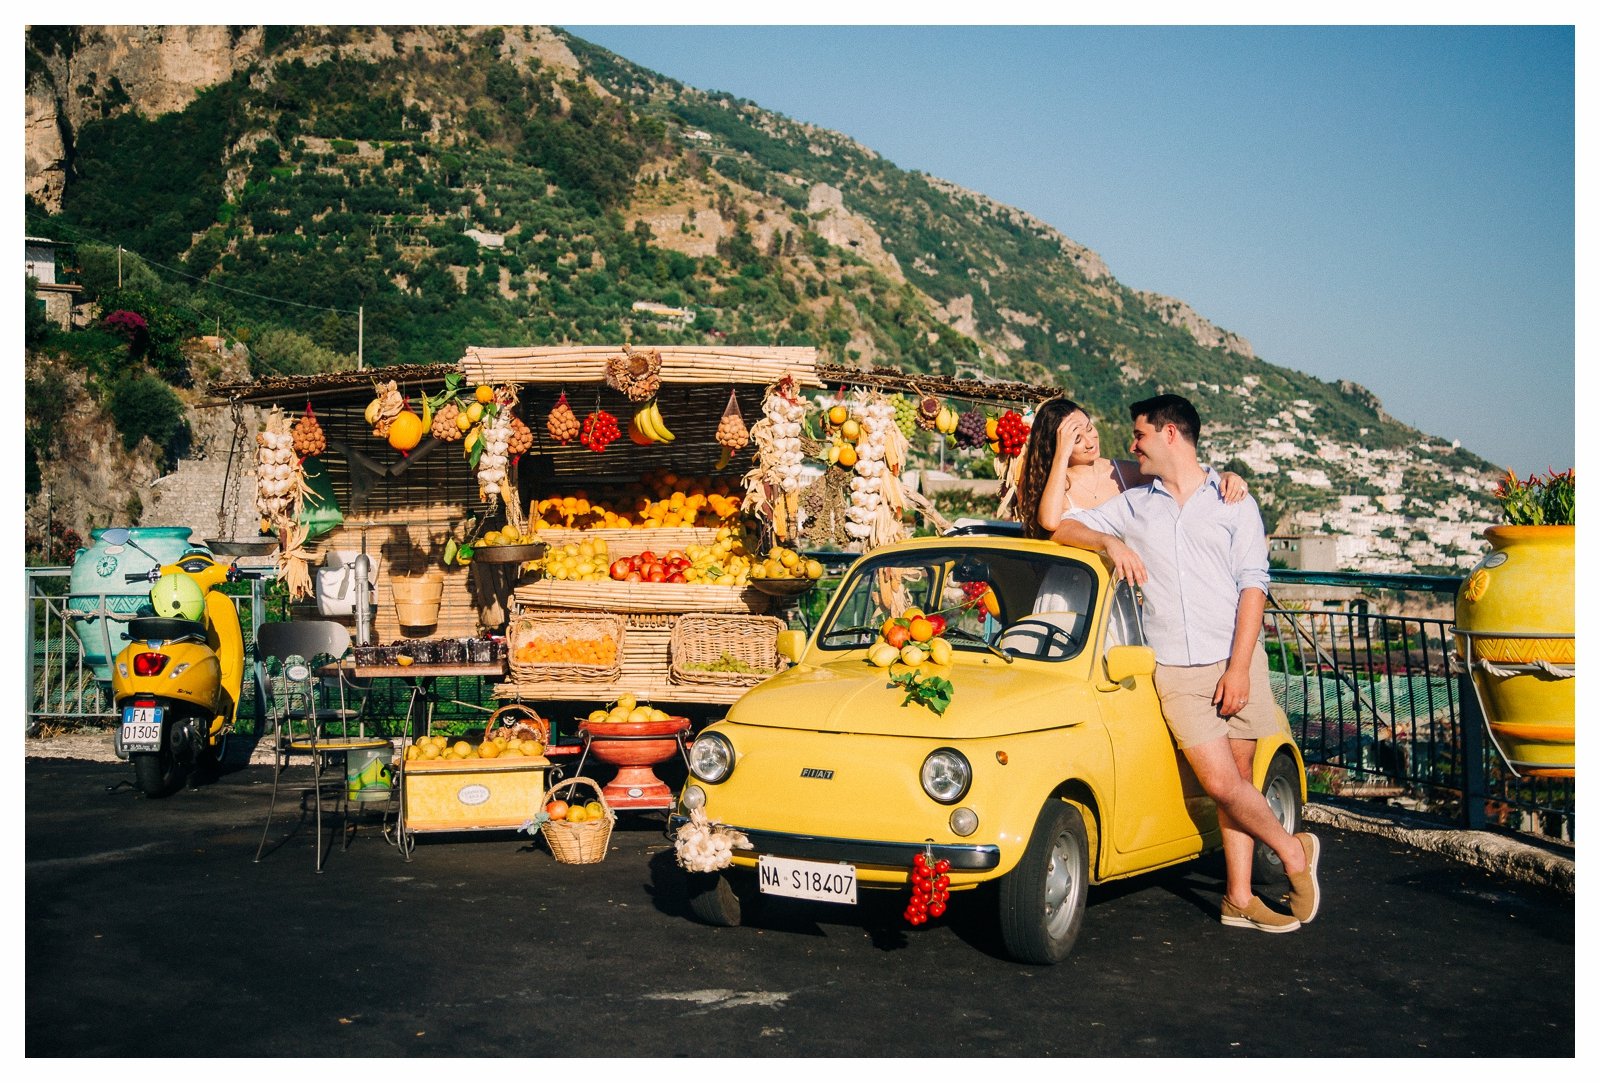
[393,573,444,627]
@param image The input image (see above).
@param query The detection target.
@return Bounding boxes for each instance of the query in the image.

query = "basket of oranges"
[537,776,615,864]
[508,610,624,684]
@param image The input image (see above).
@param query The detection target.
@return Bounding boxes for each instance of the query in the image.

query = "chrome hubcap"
[1042,830,1079,934]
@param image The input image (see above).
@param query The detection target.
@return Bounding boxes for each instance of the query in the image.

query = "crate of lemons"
[402,731,547,762]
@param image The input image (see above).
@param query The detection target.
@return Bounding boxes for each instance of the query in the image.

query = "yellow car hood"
[726,657,1097,739]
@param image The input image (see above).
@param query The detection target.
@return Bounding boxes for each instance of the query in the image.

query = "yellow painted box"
[401,756,553,833]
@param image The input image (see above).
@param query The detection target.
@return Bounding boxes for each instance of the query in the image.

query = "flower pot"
[1453,525,1574,777]
[67,527,197,683]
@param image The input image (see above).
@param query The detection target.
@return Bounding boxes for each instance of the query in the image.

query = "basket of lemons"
[535,777,615,864]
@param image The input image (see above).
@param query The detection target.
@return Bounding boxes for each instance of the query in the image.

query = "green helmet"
[150,572,205,621]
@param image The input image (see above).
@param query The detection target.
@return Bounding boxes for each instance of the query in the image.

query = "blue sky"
[565,24,1576,474]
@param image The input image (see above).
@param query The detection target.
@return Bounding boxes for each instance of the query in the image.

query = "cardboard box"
[401,756,552,833]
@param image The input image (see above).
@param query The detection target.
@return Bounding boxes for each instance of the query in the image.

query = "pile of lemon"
[535,537,612,581]
[748,545,826,581]
[477,521,532,549]
[403,732,547,761]
[585,693,675,726]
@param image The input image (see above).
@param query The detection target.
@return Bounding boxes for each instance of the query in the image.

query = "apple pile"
[609,549,692,584]
[866,608,955,669]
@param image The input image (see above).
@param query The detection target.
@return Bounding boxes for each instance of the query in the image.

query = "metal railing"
[1266,569,1573,841]
[24,559,1575,841]
[25,566,268,735]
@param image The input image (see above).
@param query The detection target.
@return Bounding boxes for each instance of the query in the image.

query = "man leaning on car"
[1050,394,1321,934]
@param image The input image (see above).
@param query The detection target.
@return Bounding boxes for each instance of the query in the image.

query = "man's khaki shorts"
[1154,645,1283,749]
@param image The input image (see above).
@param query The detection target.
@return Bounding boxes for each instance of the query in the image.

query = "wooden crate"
[532,526,719,559]
[400,756,553,833]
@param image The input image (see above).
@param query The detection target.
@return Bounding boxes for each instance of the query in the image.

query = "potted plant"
[1454,469,1574,778]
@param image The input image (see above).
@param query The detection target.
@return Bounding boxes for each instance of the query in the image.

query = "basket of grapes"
[668,614,789,688]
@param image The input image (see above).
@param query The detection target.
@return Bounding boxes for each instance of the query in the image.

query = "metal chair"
[252,620,384,872]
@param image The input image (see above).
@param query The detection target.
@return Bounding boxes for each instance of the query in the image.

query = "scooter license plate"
[120,706,164,752]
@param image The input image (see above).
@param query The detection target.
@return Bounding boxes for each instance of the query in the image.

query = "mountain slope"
[23,24,1501,573]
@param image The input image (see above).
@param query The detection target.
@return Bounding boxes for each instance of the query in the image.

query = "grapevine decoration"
[904,849,951,926]
[890,393,917,441]
[954,409,988,449]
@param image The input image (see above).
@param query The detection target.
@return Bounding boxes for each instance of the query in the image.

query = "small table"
[323,662,507,738]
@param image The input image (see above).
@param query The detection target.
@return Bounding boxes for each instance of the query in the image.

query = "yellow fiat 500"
[674,532,1306,964]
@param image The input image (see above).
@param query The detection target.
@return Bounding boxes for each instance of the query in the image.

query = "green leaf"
[886,669,954,715]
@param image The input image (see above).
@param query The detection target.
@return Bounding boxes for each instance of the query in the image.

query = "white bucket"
[316,550,381,617]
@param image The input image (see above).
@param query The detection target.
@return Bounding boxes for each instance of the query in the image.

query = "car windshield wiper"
[946,626,1013,663]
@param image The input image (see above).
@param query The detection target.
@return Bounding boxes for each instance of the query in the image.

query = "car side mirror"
[776,629,807,663]
[1104,645,1156,684]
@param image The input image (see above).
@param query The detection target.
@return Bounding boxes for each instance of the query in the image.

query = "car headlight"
[689,732,735,783]
[920,748,971,804]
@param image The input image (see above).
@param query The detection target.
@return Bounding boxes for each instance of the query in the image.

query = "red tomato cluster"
[905,852,951,925]
[995,410,1030,457]
[609,549,690,584]
[580,409,621,452]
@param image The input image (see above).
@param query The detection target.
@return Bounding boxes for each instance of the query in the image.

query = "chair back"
[256,620,351,666]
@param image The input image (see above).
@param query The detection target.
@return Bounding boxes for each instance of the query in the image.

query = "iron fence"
[23,558,1574,841]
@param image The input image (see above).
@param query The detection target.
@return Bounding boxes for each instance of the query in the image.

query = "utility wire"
[25,211,361,315]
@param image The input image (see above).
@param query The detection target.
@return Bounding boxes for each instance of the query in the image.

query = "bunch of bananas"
[629,401,677,444]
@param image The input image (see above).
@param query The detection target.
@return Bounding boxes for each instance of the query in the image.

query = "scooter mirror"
[101,528,131,546]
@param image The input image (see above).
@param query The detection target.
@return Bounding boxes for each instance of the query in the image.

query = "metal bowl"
[751,577,817,598]
[205,538,277,557]
[470,541,549,564]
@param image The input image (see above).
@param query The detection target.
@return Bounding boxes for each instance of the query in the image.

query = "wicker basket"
[539,776,615,864]
[514,578,770,614]
[483,702,550,746]
[669,614,789,687]
[508,610,624,683]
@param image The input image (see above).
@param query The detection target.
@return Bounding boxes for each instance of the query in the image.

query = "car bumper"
[668,815,1001,871]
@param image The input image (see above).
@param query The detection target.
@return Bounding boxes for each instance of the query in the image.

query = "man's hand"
[1213,663,1251,717]
[1104,537,1147,585]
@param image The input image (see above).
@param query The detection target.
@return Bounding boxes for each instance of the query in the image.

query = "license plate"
[120,705,164,752]
[757,855,857,905]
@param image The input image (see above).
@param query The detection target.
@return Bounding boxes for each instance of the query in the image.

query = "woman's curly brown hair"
[1013,397,1087,539]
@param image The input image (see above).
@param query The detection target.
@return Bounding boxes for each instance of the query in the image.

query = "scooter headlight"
[689,732,735,783]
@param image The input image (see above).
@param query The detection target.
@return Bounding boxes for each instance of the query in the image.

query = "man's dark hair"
[1130,394,1201,446]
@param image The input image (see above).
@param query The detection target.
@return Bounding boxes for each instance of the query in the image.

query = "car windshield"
[816,546,1099,662]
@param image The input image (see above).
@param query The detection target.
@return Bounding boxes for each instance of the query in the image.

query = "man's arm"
[1052,513,1147,585]
[1213,587,1265,716]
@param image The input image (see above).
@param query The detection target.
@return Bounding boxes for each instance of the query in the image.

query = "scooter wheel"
[132,749,186,798]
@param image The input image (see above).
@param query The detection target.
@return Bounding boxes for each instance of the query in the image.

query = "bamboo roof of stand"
[458,344,823,389]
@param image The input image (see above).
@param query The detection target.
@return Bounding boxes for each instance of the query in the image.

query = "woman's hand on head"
[1219,471,1249,504]
[1056,413,1088,454]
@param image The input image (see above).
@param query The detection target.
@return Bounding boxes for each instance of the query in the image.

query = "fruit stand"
[210,346,1057,725]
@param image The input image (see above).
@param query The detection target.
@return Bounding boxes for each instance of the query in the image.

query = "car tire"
[1253,752,1303,884]
[685,870,758,927]
[997,799,1090,965]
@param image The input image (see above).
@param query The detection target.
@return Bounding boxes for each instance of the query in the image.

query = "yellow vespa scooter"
[106,529,262,796]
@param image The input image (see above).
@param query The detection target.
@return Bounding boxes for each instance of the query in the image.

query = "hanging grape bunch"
[431,399,462,441]
[580,408,621,452]
[291,405,326,458]
[955,409,988,449]
[890,394,917,440]
[507,413,534,458]
[546,391,580,445]
[995,410,1030,457]
[915,394,941,432]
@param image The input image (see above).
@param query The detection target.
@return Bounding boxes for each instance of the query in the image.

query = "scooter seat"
[128,616,208,643]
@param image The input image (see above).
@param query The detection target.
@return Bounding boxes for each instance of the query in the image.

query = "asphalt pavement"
[25,755,1574,1058]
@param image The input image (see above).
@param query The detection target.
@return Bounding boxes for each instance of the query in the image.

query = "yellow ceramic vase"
[1453,525,1575,777]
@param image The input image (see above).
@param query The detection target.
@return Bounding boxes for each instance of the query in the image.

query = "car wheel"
[997,799,1090,965]
[685,870,758,927]
[1253,752,1303,884]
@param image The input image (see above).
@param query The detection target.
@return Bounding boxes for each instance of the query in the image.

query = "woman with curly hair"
[1013,397,1246,539]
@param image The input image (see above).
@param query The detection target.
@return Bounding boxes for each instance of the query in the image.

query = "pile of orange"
[513,634,617,666]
